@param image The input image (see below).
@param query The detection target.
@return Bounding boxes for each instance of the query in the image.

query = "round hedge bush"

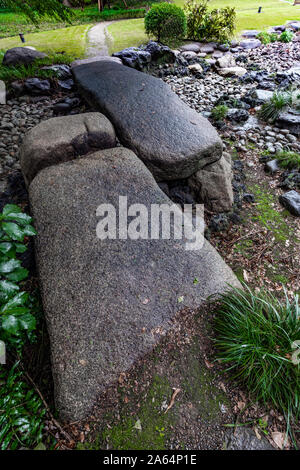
[144,3,186,45]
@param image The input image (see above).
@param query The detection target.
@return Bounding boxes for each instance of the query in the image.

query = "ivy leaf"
[1,315,19,335]
[19,313,36,332]
[15,244,27,254]
[4,213,32,226]
[1,292,29,313]
[0,280,20,295]
[1,223,25,241]
[23,225,37,237]
[2,205,22,216]
[6,268,28,282]
[0,259,21,274]
[0,242,14,255]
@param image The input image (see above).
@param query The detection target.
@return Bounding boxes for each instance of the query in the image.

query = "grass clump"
[215,284,300,424]
[0,50,76,83]
[259,91,291,123]
[257,31,278,44]
[276,150,300,170]
[210,104,228,121]
[279,30,294,43]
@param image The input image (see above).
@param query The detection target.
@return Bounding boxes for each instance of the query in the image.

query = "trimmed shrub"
[184,0,236,43]
[144,2,186,45]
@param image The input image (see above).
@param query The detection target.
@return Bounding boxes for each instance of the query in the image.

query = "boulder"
[181,50,198,61]
[29,147,239,421]
[240,39,262,50]
[226,428,274,450]
[180,43,202,53]
[2,47,47,66]
[217,66,247,77]
[200,44,215,54]
[216,53,236,68]
[279,190,300,216]
[73,60,222,181]
[24,78,51,95]
[241,30,260,38]
[112,47,151,70]
[188,153,234,212]
[265,159,280,173]
[188,63,203,74]
[243,88,274,107]
[41,64,72,79]
[20,112,116,186]
[71,56,122,68]
[276,110,300,135]
[227,108,249,122]
[143,41,176,63]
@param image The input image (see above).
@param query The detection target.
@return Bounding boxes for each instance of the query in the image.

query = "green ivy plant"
[0,204,37,352]
[0,364,47,450]
[0,204,47,450]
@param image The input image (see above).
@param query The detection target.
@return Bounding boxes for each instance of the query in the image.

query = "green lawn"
[108,0,300,53]
[0,24,90,58]
[108,18,148,54]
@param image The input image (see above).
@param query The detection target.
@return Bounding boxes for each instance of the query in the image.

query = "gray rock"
[227,108,249,122]
[180,43,202,53]
[73,60,222,181]
[241,30,260,38]
[24,78,51,95]
[71,56,122,68]
[216,53,236,68]
[279,190,300,216]
[188,153,233,212]
[217,66,247,77]
[240,39,262,50]
[20,112,116,186]
[200,44,215,54]
[276,110,300,136]
[2,47,47,66]
[143,41,175,64]
[29,147,240,421]
[226,428,274,450]
[112,47,151,70]
[41,64,72,79]
[253,89,274,103]
[182,50,198,61]
[265,159,280,173]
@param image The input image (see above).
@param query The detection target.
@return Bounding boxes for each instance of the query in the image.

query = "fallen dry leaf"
[271,431,287,450]
[165,388,181,414]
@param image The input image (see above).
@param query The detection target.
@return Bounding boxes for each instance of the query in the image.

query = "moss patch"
[78,319,231,451]
[250,184,294,243]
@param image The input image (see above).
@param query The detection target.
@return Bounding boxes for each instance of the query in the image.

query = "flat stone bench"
[73,60,223,181]
[30,147,239,421]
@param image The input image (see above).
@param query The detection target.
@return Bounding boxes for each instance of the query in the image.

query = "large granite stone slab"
[30,147,239,421]
[73,60,222,181]
[20,112,116,186]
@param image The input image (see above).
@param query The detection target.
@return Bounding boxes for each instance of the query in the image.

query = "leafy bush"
[210,104,228,121]
[276,150,300,169]
[0,364,46,450]
[0,204,47,450]
[280,30,294,43]
[184,0,236,43]
[259,91,291,122]
[215,285,300,421]
[144,2,186,45]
